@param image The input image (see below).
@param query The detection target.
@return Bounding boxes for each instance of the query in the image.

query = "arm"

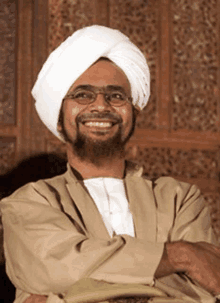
[155,241,220,296]
[1,178,217,298]
[1,194,163,295]
[153,179,220,295]
[24,240,220,303]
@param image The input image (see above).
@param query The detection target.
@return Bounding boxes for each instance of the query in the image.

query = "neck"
[67,145,126,179]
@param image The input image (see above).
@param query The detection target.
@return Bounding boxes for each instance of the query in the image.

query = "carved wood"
[0,0,220,236]
[0,0,16,125]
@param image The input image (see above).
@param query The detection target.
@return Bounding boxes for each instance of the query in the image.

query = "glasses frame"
[63,85,132,107]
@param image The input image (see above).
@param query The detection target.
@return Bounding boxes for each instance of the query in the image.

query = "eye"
[73,90,94,100]
[108,92,125,101]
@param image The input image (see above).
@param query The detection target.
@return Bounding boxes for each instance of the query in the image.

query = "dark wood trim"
[158,0,171,129]
[130,128,220,149]
[30,0,49,155]
[218,0,220,133]
[16,0,33,161]
[95,0,109,26]
[0,125,18,137]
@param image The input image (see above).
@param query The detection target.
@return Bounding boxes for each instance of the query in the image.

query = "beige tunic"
[0,163,217,303]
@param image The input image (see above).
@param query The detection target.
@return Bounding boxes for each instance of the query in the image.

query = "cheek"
[71,106,81,116]
[64,103,82,125]
[120,108,127,115]
[119,106,133,127]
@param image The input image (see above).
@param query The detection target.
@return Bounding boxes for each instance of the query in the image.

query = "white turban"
[32,25,150,141]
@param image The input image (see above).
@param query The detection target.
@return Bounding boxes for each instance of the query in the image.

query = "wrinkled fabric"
[0,163,217,303]
[32,25,150,141]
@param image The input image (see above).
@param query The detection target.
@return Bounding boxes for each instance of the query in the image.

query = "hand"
[166,241,220,296]
[24,294,47,303]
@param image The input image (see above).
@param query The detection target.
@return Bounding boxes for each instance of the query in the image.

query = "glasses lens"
[106,91,127,106]
[67,90,95,104]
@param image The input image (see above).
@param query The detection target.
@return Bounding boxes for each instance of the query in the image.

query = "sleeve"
[168,181,217,244]
[153,177,217,245]
[153,178,218,302]
[2,178,214,301]
[0,183,164,296]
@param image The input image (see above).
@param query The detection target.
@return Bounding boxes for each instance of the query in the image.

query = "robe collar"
[62,162,157,242]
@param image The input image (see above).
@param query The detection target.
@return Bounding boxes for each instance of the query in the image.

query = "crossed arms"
[1,176,219,302]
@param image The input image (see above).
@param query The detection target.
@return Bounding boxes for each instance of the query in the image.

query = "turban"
[32,25,150,141]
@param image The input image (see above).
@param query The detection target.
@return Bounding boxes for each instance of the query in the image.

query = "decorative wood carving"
[109,0,158,129]
[204,192,220,239]
[0,138,16,174]
[126,145,220,181]
[171,0,219,132]
[0,0,16,124]
[48,0,96,52]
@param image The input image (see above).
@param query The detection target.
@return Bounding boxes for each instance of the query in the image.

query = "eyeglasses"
[63,85,132,107]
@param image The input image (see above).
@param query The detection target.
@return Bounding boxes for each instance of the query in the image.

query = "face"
[58,59,135,162]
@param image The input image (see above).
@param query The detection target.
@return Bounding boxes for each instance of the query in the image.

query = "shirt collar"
[65,161,143,184]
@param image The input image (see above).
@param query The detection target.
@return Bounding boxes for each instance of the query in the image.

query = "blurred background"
[0,0,220,235]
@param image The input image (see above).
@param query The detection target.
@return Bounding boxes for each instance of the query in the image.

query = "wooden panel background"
[0,0,220,239]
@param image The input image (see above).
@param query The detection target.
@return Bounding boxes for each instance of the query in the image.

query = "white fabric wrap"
[32,25,150,141]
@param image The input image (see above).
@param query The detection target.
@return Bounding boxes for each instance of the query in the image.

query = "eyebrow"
[73,85,127,93]
[106,85,126,93]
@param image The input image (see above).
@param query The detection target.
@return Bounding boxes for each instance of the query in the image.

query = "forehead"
[68,59,131,93]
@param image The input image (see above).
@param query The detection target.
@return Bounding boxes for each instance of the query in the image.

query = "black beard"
[72,128,125,167]
[61,111,136,166]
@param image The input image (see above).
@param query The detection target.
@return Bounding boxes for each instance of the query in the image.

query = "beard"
[62,112,136,167]
[72,128,125,166]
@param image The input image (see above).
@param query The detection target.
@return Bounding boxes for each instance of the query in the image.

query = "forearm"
[5,229,163,294]
[155,240,220,296]
[89,235,164,284]
[155,241,191,279]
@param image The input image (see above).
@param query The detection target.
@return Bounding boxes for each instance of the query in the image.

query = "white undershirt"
[83,177,135,237]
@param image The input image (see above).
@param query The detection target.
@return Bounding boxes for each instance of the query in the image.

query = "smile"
[83,121,113,128]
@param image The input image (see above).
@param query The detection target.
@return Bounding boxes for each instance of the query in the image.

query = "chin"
[70,129,126,163]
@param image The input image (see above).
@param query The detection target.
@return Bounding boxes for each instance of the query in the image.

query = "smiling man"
[1,25,220,303]
[59,59,135,173]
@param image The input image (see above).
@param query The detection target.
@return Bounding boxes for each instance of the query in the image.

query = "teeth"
[84,122,112,128]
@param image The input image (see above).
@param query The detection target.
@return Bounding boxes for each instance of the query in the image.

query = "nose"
[89,93,111,112]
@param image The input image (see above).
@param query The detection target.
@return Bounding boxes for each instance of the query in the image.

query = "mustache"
[76,112,122,124]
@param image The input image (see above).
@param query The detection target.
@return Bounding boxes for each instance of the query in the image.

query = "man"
[1,25,220,303]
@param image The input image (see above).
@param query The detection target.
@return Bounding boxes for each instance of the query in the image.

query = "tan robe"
[0,163,217,303]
